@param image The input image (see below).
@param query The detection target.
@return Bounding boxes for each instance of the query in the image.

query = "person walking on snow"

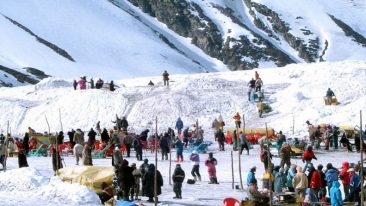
[256,98,265,118]
[205,152,218,184]
[175,117,183,135]
[302,146,317,172]
[239,131,250,155]
[189,150,201,181]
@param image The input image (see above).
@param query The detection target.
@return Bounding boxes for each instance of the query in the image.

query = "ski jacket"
[310,170,322,189]
[189,153,200,165]
[246,171,256,186]
[339,162,350,185]
[175,118,183,130]
[330,181,343,206]
[303,150,316,161]
[325,169,339,184]
[172,166,185,183]
[292,167,308,189]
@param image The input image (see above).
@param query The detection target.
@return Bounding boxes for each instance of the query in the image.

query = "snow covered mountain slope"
[1,61,365,138]
[0,0,227,86]
[1,0,366,87]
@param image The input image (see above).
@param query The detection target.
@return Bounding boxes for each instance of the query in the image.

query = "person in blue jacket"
[175,138,184,162]
[175,118,184,135]
[325,163,339,195]
[246,166,257,187]
[347,168,360,203]
[330,181,343,206]
[286,164,297,192]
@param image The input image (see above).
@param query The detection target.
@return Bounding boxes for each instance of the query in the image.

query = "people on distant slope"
[109,80,115,92]
[78,76,87,90]
[96,78,104,89]
[148,80,154,86]
[162,70,169,86]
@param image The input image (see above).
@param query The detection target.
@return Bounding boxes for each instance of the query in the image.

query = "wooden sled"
[324,96,339,105]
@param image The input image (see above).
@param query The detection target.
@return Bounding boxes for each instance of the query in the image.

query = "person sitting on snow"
[325,88,335,105]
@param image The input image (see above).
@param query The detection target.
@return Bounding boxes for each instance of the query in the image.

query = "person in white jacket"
[73,143,83,165]
[292,166,308,198]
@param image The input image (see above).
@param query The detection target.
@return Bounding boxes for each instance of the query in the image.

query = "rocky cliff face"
[127,0,295,70]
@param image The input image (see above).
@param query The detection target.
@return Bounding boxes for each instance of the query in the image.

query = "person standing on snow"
[292,166,308,198]
[172,164,185,199]
[15,138,29,168]
[162,70,169,86]
[160,133,170,160]
[82,143,93,166]
[347,168,360,203]
[175,138,184,162]
[279,143,292,169]
[330,181,343,206]
[232,112,241,129]
[215,129,225,151]
[131,163,142,201]
[142,164,163,203]
[175,117,184,135]
[123,132,133,158]
[339,162,350,199]
[121,116,129,132]
[73,143,83,165]
[87,128,97,147]
[256,98,265,118]
[205,152,218,184]
[73,80,78,90]
[189,150,201,181]
[246,166,257,187]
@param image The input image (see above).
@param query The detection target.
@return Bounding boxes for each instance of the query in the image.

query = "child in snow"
[205,152,218,184]
[73,143,83,165]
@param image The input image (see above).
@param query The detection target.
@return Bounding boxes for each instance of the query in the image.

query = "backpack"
[187,179,196,184]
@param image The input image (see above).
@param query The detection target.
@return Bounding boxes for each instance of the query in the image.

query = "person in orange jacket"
[232,112,241,128]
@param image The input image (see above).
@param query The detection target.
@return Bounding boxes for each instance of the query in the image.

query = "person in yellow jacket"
[256,99,265,118]
[232,112,241,128]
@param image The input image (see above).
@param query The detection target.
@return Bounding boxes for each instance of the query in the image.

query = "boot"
[198,176,201,181]
[148,197,154,202]
[208,177,214,184]
[179,192,182,199]
[213,177,219,184]
[173,192,179,199]
[193,176,197,181]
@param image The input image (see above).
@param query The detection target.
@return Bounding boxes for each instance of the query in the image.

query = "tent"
[58,166,114,193]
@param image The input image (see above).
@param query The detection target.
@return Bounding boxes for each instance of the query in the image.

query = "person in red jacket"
[339,162,350,199]
[302,146,317,172]
[15,138,29,168]
[310,166,322,197]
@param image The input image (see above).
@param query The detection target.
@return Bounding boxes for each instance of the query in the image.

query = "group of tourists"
[73,76,115,91]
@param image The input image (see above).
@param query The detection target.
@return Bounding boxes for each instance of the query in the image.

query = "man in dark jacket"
[87,128,97,146]
[175,118,183,134]
[133,136,143,161]
[123,133,133,157]
[67,129,75,149]
[121,117,128,132]
[215,129,226,151]
[101,128,110,143]
[119,160,134,201]
[160,133,170,160]
[142,164,163,202]
[23,132,30,155]
[172,164,185,199]
[162,70,169,86]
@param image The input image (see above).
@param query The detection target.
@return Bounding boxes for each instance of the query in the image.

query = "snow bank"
[0,167,101,206]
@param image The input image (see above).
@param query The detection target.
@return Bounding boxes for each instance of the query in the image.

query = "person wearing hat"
[325,163,339,196]
[246,166,257,187]
[346,168,360,203]
[339,162,350,199]
[139,158,149,176]
[189,150,201,181]
[205,152,218,184]
[172,164,185,199]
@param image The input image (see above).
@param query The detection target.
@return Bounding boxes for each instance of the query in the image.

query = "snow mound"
[0,167,46,191]
[35,77,72,90]
[0,167,101,206]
